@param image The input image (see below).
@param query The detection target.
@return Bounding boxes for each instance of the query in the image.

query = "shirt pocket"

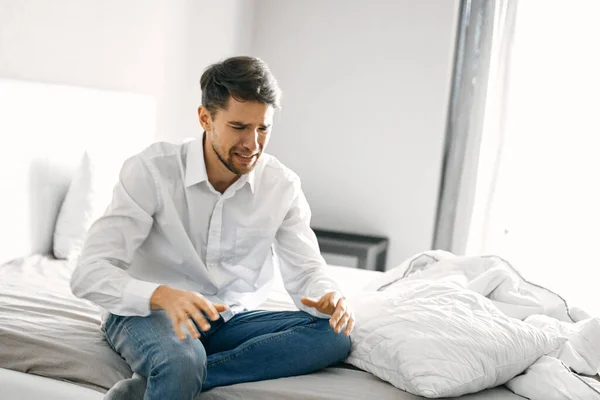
[234,227,277,270]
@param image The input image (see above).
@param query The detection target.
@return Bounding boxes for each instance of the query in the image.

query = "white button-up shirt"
[71,139,340,322]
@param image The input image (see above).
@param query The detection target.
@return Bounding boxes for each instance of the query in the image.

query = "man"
[71,56,354,399]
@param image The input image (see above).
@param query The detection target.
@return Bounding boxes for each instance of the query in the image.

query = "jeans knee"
[152,339,207,392]
[314,319,352,360]
[332,330,352,360]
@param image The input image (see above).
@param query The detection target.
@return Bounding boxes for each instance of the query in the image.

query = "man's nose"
[241,130,259,153]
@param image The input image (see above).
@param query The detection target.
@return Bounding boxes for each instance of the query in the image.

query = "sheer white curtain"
[463,0,517,256]
[470,0,600,315]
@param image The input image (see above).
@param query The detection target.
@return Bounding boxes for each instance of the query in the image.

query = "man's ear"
[198,106,212,132]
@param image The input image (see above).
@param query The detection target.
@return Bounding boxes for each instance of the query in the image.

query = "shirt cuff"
[300,305,331,320]
[122,279,161,316]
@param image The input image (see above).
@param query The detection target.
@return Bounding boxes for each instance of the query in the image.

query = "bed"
[0,78,567,399]
[0,255,522,400]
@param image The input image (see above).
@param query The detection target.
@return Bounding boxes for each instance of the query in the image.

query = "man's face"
[201,97,274,175]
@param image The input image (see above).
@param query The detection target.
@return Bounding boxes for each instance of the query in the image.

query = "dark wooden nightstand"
[312,228,389,272]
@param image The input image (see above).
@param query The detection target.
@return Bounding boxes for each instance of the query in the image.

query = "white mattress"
[0,365,523,400]
[0,368,103,400]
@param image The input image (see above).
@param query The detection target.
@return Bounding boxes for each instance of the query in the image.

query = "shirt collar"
[185,138,208,188]
[185,137,257,193]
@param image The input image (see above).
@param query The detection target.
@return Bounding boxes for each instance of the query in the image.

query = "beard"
[211,140,261,175]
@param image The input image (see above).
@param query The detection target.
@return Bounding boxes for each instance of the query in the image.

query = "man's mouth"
[233,153,257,164]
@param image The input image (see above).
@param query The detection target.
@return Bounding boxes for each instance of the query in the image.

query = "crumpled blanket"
[363,250,600,399]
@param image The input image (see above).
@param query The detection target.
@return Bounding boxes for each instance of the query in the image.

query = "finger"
[188,309,211,332]
[213,303,229,313]
[170,312,186,340]
[335,312,351,334]
[184,316,200,339]
[344,314,355,336]
[329,300,346,328]
[194,298,219,321]
[301,297,319,308]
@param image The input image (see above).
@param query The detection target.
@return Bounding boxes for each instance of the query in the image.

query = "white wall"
[251,0,459,268]
[0,0,459,269]
[0,0,255,143]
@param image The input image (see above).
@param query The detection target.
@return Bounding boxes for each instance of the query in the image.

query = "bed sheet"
[0,255,130,392]
[200,365,523,400]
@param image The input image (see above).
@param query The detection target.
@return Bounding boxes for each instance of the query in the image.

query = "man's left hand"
[301,292,354,336]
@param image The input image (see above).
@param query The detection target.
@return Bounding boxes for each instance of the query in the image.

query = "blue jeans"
[103,309,351,399]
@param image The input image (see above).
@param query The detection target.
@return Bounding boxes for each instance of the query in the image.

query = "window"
[481,0,600,315]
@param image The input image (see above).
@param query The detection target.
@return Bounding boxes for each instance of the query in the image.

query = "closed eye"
[229,123,270,132]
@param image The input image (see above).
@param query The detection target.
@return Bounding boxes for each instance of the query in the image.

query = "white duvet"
[346,251,600,399]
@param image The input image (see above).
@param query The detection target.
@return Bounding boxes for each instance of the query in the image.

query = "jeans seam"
[207,322,320,367]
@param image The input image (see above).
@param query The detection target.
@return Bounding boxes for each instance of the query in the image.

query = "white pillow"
[346,279,564,398]
[52,152,115,259]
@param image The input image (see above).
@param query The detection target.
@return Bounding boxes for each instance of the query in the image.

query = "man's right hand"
[150,285,228,340]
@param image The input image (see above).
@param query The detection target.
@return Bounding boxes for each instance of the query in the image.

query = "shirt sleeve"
[70,155,162,316]
[274,178,343,318]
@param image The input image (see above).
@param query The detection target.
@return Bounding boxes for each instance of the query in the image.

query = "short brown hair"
[200,56,282,117]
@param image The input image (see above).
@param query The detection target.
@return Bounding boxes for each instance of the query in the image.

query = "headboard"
[0,79,156,263]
